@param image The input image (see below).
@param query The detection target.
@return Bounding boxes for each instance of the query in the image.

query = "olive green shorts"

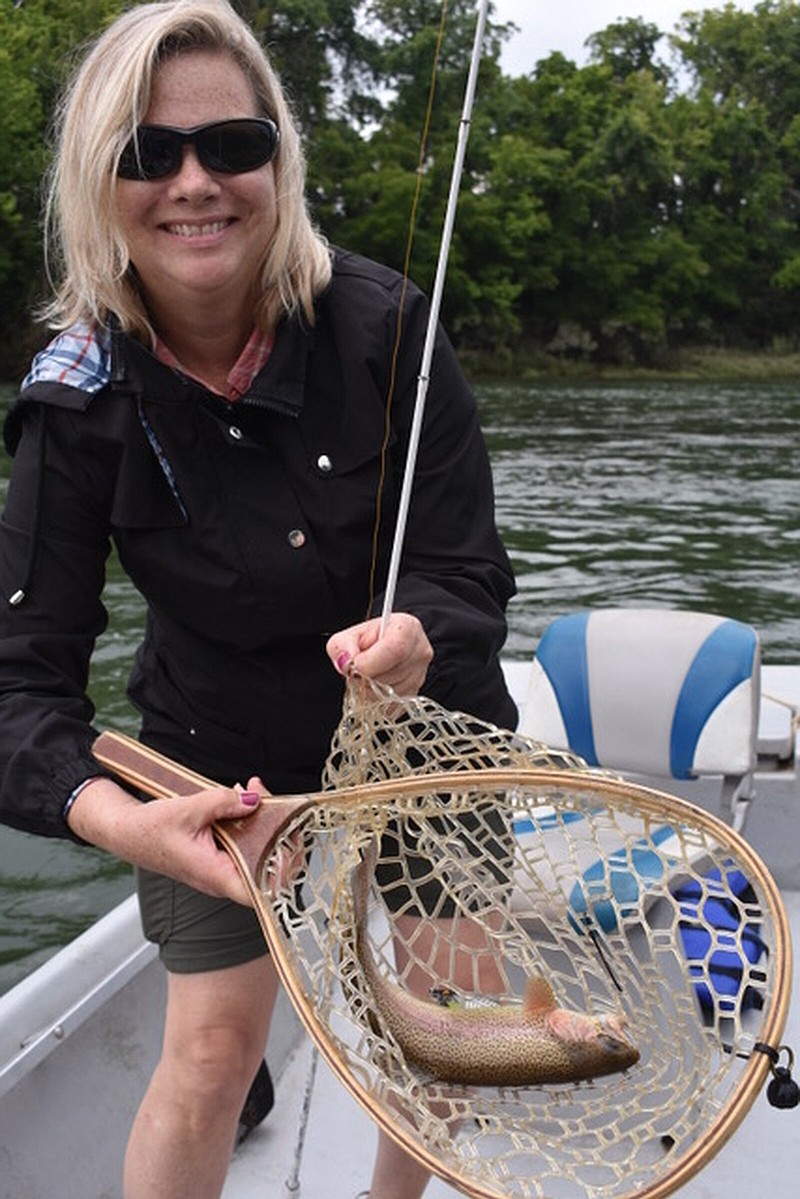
[136,866,268,974]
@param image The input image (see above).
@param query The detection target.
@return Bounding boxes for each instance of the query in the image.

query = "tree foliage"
[0,0,126,373]
[3,0,800,375]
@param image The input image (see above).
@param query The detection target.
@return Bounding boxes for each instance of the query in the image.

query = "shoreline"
[462,345,800,384]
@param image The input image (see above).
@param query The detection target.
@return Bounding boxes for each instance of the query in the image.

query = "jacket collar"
[110,310,314,417]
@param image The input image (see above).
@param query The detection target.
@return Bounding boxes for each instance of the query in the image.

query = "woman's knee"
[160,957,279,1102]
[167,1022,262,1103]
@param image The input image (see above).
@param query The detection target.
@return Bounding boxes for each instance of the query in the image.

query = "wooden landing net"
[94,682,792,1199]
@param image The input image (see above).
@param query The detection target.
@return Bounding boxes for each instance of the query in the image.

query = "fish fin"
[523,976,557,1013]
[547,1008,599,1043]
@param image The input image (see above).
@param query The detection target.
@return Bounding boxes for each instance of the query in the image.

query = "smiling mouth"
[164,219,233,238]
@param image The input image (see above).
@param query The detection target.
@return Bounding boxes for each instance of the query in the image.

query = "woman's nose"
[167,146,221,195]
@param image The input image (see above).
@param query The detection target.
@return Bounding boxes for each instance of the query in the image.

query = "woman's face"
[115,50,276,325]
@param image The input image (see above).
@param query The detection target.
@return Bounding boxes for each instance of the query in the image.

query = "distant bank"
[465,345,800,383]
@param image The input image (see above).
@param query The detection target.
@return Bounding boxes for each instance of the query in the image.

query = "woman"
[0,2,516,1196]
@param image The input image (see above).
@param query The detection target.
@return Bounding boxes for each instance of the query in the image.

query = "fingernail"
[240,791,260,807]
[335,651,352,675]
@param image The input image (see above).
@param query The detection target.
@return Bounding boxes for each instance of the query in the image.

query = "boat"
[1,634,797,1199]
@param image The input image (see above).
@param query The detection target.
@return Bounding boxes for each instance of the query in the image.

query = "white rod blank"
[380,0,490,630]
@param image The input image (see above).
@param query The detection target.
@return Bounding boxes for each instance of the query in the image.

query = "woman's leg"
[124,953,280,1199]
[363,1130,433,1199]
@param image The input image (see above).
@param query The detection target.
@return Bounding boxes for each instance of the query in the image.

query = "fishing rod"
[380,0,490,631]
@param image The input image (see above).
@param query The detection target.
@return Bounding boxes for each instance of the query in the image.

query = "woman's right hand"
[66,775,264,905]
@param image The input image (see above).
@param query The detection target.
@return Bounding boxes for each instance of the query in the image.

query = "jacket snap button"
[288,529,306,548]
[229,426,243,440]
[317,454,333,472]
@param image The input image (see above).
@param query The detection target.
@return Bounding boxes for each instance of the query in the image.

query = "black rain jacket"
[0,249,516,840]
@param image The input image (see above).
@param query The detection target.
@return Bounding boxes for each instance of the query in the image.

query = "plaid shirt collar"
[155,326,275,401]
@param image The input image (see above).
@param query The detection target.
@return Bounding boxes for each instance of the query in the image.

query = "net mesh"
[256,682,786,1199]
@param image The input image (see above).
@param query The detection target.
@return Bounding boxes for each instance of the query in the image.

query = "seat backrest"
[519,608,760,784]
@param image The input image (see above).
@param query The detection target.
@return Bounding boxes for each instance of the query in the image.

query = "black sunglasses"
[117,117,280,181]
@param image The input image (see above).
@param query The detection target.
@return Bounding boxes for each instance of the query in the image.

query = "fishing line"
[366,0,451,619]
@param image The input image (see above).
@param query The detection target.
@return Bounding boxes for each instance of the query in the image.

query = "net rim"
[90,732,791,1199]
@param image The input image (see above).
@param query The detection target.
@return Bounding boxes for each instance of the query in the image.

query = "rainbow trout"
[350,844,639,1087]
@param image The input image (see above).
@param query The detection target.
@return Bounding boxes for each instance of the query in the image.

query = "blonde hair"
[42,0,331,340]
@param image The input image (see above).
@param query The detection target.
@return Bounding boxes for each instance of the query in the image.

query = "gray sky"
[492,1,760,76]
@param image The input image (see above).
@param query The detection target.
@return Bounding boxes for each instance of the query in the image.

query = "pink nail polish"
[240,791,260,807]
[336,651,352,674]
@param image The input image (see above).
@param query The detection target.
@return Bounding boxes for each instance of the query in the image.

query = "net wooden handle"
[92,729,217,799]
[91,728,313,890]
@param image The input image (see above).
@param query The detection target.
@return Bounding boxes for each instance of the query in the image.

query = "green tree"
[496,49,686,362]
[670,1,800,345]
[0,0,125,378]
[310,0,519,339]
[674,0,800,137]
[237,0,383,133]
[586,16,671,86]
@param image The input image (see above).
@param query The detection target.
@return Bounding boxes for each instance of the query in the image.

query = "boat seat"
[518,607,760,832]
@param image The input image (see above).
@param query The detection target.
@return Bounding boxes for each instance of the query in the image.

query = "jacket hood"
[22,323,114,394]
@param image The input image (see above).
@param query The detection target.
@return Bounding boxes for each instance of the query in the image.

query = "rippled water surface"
[1,378,798,992]
[481,380,799,663]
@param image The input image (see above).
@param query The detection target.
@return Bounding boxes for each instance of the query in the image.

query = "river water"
[0,378,797,994]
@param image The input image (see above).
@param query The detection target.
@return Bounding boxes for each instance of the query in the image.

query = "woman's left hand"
[326,613,433,695]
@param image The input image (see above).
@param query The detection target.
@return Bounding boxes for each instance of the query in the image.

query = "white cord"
[283,1041,320,1199]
